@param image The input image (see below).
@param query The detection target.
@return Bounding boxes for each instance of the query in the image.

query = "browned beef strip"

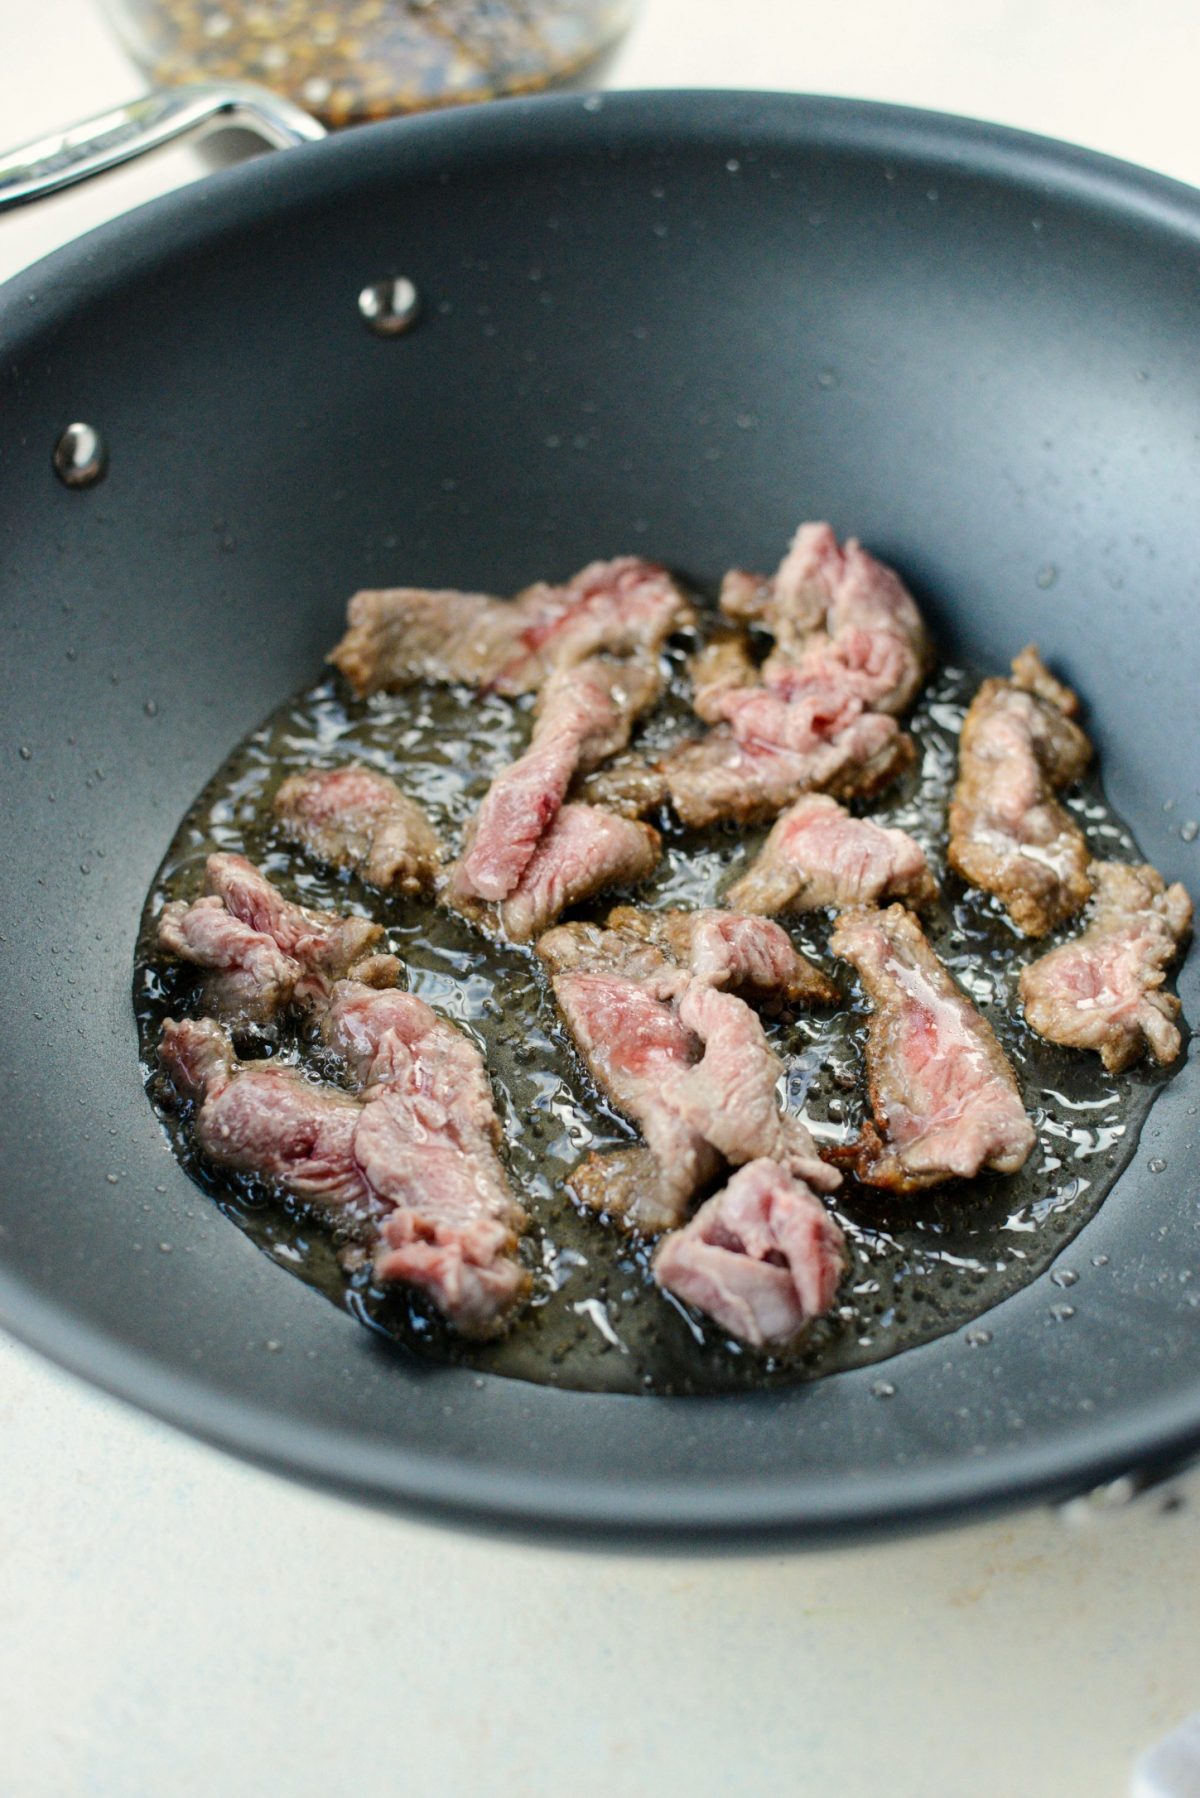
[538,922,838,1232]
[566,1146,681,1225]
[329,557,693,698]
[535,918,682,985]
[446,803,661,944]
[663,718,915,828]
[690,631,759,724]
[1009,644,1080,714]
[653,1157,847,1347]
[327,587,510,695]
[160,984,529,1338]
[569,752,669,818]
[725,793,937,916]
[604,905,838,1007]
[156,853,398,1025]
[718,568,775,623]
[671,979,834,1180]
[829,904,1035,1191]
[273,764,440,894]
[1019,861,1193,1071]
[453,656,661,905]
[948,647,1093,936]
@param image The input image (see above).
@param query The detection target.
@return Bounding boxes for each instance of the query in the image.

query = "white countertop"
[3,4,1200,1794]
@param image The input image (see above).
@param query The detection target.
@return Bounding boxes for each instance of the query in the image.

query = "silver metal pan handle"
[0,82,326,213]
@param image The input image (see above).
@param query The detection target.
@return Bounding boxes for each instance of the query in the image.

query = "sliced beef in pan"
[829,904,1035,1191]
[653,1158,846,1348]
[1019,861,1192,1071]
[453,656,660,905]
[329,557,692,697]
[160,980,529,1337]
[661,523,930,826]
[541,951,717,1233]
[274,764,440,894]
[689,631,759,724]
[662,715,914,829]
[948,646,1093,936]
[569,751,670,819]
[725,793,936,916]
[604,904,837,1007]
[538,921,837,1233]
[447,803,661,943]
[161,1016,373,1212]
[719,520,931,712]
[156,852,398,1025]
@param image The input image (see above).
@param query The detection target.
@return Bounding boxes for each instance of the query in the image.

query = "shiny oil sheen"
[133,634,1175,1396]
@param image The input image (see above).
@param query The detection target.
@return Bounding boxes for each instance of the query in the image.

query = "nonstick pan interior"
[0,91,1197,1543]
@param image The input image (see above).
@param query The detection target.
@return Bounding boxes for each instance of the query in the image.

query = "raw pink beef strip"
[485,557,693,695]
[446,803,661,944]
[456,656,660,904]
[829,904,1035,1191]
[273,764,440,894]
[725,793,936,915]
[1019,861,1192,1071]
[720,520,930,713]
[662,715,912,829]
[157,852,397,1023]
[663,523,930,828]
[604,904,838,1007]
[653,1158,846,1348]
[159,977,530,1338]
[539,922,838,1233]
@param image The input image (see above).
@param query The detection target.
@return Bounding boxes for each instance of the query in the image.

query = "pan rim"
[2,1262,1196,1543]
[1,86,1198,1543]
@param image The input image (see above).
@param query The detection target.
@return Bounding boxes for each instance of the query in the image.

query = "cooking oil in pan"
[134,641,1184,1395]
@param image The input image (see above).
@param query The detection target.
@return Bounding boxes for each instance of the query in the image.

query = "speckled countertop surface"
[2,3,1199,1792]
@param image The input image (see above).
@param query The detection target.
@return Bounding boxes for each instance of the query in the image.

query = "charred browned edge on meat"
[570,752,670,819]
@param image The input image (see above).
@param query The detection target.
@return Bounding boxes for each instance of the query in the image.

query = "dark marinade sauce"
[134,612,1181,1396]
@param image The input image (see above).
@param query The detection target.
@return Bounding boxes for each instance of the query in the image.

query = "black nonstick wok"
[1,88,1197,1545]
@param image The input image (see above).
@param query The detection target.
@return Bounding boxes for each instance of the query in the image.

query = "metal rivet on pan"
[358,277,421,336]
[53,422,107,489]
